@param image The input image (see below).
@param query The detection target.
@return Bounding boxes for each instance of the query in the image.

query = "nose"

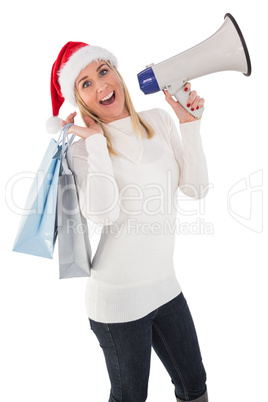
[96,79,108,93]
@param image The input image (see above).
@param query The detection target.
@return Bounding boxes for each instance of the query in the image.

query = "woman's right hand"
[62,112,104,139]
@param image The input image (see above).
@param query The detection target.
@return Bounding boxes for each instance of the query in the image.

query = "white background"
[1,0,267,401]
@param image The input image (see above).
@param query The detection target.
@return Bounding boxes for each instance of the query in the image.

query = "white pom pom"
[46,116,63,134]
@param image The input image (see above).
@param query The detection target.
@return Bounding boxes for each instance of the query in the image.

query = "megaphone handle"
[173,87,204,119]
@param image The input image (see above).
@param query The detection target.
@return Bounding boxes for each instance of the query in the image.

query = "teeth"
[101,91,114,102]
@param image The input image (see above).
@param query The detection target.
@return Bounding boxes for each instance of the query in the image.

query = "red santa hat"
[46,41,118,133]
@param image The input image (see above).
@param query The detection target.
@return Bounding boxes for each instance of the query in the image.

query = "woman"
[47,41,209,402]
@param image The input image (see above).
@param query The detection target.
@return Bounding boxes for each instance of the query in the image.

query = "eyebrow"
[77,63,107,86]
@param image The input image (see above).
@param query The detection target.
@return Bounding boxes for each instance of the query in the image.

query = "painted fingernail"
[187,103,191,108]
[191,108,195,111]
[196,106,199,110]
[184,87,189,92]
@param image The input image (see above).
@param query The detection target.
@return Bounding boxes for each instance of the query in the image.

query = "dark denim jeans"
[89,293,207,402]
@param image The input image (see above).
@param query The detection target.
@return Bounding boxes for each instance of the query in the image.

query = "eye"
[82,80,91,89]
[100,69,108,76]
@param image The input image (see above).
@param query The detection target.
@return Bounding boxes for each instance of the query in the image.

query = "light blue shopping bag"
[13,137,61,259]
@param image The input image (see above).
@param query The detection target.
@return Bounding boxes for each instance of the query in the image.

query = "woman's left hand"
[164,82,205,124]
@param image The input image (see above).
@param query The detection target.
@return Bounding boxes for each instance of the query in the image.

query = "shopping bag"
[57,125,91,278]
[13,137,61,258]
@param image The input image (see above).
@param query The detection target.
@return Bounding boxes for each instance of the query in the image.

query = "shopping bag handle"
[58,123,76,176]
[62,123,75,155]
[52,123,75,161]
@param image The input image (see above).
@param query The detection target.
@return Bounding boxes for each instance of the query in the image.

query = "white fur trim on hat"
[58,45,118,106]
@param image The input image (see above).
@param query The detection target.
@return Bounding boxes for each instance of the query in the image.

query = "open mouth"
[100,91,115,106]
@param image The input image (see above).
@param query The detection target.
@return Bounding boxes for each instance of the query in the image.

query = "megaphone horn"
[137,13,251,119]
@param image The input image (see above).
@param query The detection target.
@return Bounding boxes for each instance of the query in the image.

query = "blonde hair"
[75,62,155,156]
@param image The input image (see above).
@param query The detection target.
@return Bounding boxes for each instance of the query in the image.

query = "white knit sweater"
[67,108,209,323]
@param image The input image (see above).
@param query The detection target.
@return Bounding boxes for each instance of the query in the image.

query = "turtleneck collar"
[104,116,144,164]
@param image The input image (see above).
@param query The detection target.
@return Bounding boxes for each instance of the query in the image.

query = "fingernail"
[191,108,195,111]
[196,106,199,110]
[184,87,189,92]
[187,103,191,108]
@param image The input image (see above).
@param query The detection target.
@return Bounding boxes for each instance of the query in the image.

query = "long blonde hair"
[75,61,155,156]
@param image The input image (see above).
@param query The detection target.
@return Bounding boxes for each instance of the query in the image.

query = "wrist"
[180,116,201,124]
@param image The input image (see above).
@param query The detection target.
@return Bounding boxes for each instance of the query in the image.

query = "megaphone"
[137,13,251,118]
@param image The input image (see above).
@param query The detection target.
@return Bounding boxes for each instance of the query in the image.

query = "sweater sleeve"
[67,134,120,225]
[166,113,209,199]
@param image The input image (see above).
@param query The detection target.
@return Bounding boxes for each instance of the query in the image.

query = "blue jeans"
[89,293,207,402]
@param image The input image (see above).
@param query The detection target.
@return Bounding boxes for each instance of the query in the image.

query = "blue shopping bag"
[13,137,61,259]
